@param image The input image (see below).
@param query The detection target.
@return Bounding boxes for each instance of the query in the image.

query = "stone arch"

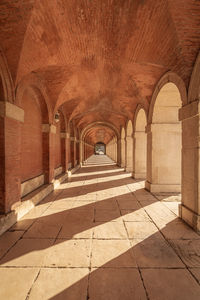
[125,120,133,172]
[148,71,187,125]
[81,121,120,141]
[133,105,147,179]
[0,48,14,103]
[188,51,200,103]
[146,78,182,193]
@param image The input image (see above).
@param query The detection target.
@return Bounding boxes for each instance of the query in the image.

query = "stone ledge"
[179,204,200,233]
[0,172,68,236]
[54,166,63,177]
[21,174,44,198]
[67,164,81,177]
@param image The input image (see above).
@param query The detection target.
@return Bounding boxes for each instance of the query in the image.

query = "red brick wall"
[54,121,61,168]
[21,91,43,182]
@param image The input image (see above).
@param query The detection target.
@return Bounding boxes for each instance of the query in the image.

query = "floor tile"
[0,268,39,300]
[169,239,200,267]
[125,221,159,239]
[142,269,200,300]
[93,222,127,239]
[0,238,53,267]
[44,239,91,267]
[121,208,150,222]
[0,231,24,259]
[89,268,147,300]
[58,221,93,239]
[91,239,136,267]
[95,209,121,222]
[29,268,89,300]
[131,237,184,268]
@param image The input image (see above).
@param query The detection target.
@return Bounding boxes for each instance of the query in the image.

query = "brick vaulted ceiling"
[1,0,200,145]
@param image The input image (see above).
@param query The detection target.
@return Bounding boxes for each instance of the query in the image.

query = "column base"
[179,204,200,233]
[125,167,133,172]
[145,181,181,193]
[132,172,146,180]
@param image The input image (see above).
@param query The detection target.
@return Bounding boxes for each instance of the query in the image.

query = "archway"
[95,142,106,155]
[125,120,133,172]
[133,108,147,179]
[121,127,125,168]
[146,82,182,193]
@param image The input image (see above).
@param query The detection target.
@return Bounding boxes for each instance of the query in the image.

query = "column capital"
[60,132,68,139]
[0,101,24,122]
[42,124,56,134]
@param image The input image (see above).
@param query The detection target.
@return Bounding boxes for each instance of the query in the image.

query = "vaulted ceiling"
[1,0,200,145]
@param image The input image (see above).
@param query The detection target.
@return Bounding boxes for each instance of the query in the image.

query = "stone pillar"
[179,100,200,232]
[121,138,125,167]
[60,132,69,172]
[126,135,133,172]
[42,124,56,183]
[70,137,75,168]
[133,131,147,179]
[0,102,24,213]
[145,122,181,193]
[117,138,121,166]
[76,139,80,165]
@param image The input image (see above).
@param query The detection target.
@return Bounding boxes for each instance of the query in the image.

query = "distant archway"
[95,142,106,155]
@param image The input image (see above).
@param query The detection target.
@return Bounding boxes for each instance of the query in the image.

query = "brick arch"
[0,48,14,103]
[15,76,52,123]
[81,121,120,141]
[148,71,187,124]
[188,51,200,103]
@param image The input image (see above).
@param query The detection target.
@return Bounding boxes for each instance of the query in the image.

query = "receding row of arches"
[110,82,181,195]
[0,50,200,233]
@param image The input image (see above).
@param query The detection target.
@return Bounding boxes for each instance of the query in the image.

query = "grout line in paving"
[25,268,41,300]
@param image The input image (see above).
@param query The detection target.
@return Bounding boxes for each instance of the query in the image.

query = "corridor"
[0,155,200,299]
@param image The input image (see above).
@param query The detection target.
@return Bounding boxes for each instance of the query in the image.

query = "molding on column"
[179,99,200,121]
[145,181,181,193]
[42,124,56,133]
[0,101,24,122]
[60,132,67,139]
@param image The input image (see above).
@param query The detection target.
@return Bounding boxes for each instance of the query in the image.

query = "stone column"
[42,124,56,183]
[79,139,83,166]
[125,135,133,172]
[117,138,121,166]
[121,138,125,167]
[0,102,24,213]
[133,131,147,179]
[60,132,68,172]
[179,100,200,232]
[145,122,181,193]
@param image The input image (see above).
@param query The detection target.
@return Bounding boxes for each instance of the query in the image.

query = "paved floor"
[0,155,200,299]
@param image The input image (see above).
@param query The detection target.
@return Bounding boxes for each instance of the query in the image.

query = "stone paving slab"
[0,156,199,299]
[142,269,200,300]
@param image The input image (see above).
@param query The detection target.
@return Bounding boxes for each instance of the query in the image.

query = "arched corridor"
[0,155,200,299]
[0,1,200,299]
